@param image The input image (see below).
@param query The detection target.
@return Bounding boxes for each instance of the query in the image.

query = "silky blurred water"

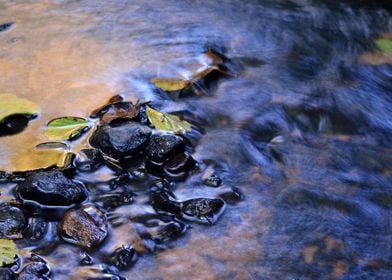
[0,0,391,279]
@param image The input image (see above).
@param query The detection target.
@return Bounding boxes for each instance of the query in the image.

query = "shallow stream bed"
[0,1,391,279]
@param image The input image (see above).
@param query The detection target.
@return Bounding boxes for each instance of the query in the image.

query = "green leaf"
[0,239,16,267]
[151,78,191,92]
[44,117,90,141]
[146,106,191,134]
[0,93,40,123]
[375,38,392,55]
[36,141,70,150]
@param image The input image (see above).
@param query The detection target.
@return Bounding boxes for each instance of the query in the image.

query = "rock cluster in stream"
[0,101,242,279]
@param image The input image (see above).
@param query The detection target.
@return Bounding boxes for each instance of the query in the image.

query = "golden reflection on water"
[0,1,123,171]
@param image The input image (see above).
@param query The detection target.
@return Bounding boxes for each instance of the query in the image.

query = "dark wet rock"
[23,217,47,241]
[18,257,51,280]
[16,170,88,207]
[80,252,94,266]
[76,149,104,172]
[0,115,35,137]
[0,204,26,239]
[146,134,184,163]
[0,22,14,32]
[152,220,188,243]
[89,122,151,158]
[94,188,134,211]
[0,268,15,280]
[60,205,108,249]
[163,152,196,180]
[202,173,222,187]
[106,245,137,270]
[218,187,244,204]
[180,198,226,224]
[150,188,181,215]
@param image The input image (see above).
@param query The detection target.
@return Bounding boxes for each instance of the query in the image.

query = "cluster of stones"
[0,102,231,279]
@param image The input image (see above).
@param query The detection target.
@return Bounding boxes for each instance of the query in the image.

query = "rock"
[218,187,244,204]
[89,123,151,158]
[146,134,184,163]
[16,170,88,207]
[180,198,226,224]
[106,245,137,270]
[0,204,26,239]
[150,188,181,215]
[23,217,47,241]
[60,205,108,249]
[18,256,51,280]
[0,268,15,280]
[202,174,222,188]
[152,220,188,243]
[0,22,13,33]
[79,252,94,266]
[163,152,196,180]
[75,149,104,172]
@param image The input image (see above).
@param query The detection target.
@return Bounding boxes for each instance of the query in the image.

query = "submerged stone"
[146,134,184,163]
[23,217,47,241]
[0,204,26,239]
[180,198,226,224]
[106,245,137,270]
[60,205,108,249]
[202,173,222,188]
[89,122,151,158]
[150,188,181,215]
[0,268,15,280]
[16,170,88,207]
[18,256,51,280]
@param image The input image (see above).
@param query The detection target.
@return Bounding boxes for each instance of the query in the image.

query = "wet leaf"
[101,102,141,124]
[13,148,69,172]
[36,142,70,150]
[0,239,16,266]
[151,78,191,92]
[44,117,90,141]
[90,94,123,118]
[146,106,191,134]
[375,38,392,55]
[0,93,40,123]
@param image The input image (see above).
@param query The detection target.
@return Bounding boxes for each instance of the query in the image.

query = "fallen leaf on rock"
[90,94,124,118]
[101,102,141,124]
[146,106,191,134]
[44,117,90,141]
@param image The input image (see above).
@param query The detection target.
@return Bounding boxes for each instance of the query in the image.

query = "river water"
[0,0,391,279]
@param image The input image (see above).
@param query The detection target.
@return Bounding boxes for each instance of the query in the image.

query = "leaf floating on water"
[146,106,191,134]
[36,142,70,150]
[0,239,16,266]
[101,102,141,124]
[151,78,192,92]
[44,117,90,141]
[0,93,40,123]
[375,38,392,55]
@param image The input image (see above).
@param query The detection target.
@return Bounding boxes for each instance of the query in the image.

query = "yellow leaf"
[0,239,16,266]
[0,93,40,123]
[151,78,191,92]
[146,106,191,134]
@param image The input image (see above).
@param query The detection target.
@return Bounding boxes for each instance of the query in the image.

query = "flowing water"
[0,0,392,279]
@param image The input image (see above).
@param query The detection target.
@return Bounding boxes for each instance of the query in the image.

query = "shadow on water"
[0,0,391,279]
